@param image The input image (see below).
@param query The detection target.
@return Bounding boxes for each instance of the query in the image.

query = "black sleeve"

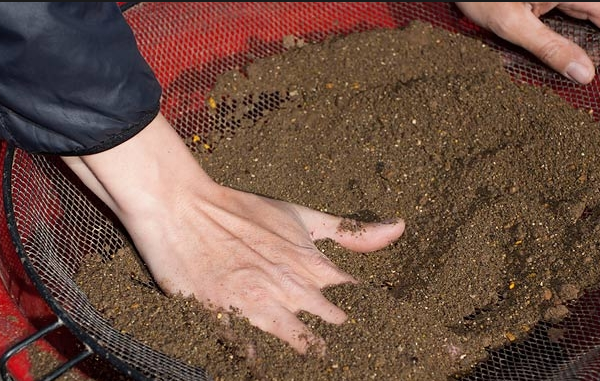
[0,2,162,155]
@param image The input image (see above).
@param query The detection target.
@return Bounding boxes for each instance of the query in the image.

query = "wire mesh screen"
[5,151,211,381]
[4,2,600,380]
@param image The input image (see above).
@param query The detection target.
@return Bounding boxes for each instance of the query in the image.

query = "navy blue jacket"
[0,2,162,155]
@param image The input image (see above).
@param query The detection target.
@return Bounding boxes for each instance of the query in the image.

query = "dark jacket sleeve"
[0,2,162,155]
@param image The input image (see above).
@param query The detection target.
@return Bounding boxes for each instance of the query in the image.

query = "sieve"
[1,2,600,380]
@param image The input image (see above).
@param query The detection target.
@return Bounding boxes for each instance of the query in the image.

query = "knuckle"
[306,249,333,269]
[238,280,270,303]
[536,40,566,64]
[274,264,302,290]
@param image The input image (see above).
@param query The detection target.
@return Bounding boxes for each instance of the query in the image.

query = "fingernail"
[565,62,592,84]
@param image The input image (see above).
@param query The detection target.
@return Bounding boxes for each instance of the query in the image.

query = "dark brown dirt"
[71,21,600,381]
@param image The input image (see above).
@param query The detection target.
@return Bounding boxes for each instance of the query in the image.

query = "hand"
[62,113,406,354]
[456,2,600,84]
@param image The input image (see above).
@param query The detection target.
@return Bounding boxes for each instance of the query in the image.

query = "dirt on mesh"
[71,21,600,381]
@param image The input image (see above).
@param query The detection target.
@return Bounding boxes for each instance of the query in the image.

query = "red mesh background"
[1,2,599,380]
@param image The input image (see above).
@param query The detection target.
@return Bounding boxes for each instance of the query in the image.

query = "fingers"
[501,9,595,85]
[223,241,352,354]
[296,204,405,253]
[216,311,258,361]
[456,2,597,85]
[246,303,328,355]
[555,3,600,26]
[330,217,406,252]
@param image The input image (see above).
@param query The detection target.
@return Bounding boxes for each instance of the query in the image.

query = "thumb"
[295,205,406,253]
[494,8,595,84]
[517,15,594,84]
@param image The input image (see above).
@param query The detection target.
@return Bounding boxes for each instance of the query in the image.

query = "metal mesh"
[4,2,600,380]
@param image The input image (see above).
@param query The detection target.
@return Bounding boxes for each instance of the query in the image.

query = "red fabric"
[0,281,34,381]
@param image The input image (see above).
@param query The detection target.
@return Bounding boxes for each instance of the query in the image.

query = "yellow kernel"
[509,281,515,289]
[207,96,217,109]
[192,135,201,143]
[505,332,516,341]
[203,143,211,150]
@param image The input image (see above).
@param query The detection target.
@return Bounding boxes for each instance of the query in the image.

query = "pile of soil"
[72,21,600,381]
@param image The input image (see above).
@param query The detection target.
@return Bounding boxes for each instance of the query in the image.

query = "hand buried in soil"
[145,187,405,355]
[63,112,405,355]
[456,2,600,84]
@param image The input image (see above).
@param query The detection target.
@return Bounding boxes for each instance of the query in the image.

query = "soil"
[67,21,600,381]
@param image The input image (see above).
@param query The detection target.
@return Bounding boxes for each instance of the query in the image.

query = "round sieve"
[1,2,600,380]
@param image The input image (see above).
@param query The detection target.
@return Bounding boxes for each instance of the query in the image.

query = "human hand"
[456,2,600,84]
[145,183,405,355]
[62,113,405,354]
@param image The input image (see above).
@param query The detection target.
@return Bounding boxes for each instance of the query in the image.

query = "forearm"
[61,112,217,224]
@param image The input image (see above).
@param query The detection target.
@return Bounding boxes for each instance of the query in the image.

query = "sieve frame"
[0,2,599,381]
[0,146,156,381]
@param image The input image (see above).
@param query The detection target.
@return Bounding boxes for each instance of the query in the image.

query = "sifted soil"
[71,21,600,381]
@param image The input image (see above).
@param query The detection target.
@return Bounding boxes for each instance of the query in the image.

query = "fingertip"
[253,307,327,355]
[387,217,406,236]
[328,307,349,325]
[565,61,595,85]
[326,216,406,253]
[372,217,406,243]
[292,330,327,355]
[305,336,327,357]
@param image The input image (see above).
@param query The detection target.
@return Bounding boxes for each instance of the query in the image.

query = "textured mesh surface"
[4,2,600,380]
